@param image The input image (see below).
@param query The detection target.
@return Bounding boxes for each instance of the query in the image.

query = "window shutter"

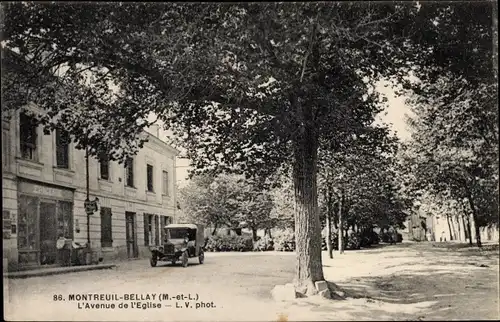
[155,215,160,246]
[100,207,113,247]
[143,213,149,246]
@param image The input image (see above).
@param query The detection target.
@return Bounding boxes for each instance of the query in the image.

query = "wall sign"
[18,181,74,200]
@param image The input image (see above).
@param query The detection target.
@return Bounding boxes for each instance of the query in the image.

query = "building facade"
[405,209,499,244]
[2,107,179,271]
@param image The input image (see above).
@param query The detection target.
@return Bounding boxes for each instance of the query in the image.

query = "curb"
[3,264,116,279]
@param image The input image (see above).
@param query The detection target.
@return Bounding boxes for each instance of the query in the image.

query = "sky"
[152,84,414,187]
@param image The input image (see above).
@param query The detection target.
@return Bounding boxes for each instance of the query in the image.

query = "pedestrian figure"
[440,231,446,242]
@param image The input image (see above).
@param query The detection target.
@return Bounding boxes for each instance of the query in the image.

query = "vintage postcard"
[2,1,498,321]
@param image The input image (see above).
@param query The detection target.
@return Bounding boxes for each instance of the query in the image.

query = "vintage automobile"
[149,223,205,268]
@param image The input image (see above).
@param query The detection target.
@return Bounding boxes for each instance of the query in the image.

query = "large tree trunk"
[292,109,324,296]
[338,192,344,254]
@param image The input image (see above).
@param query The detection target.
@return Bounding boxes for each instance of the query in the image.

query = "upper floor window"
[56,128,70,169]
[162,170,169,196]
[124,157,134,187]
[19,112,38,161]
[99,154,110,180]
[147,164,154,192]
[2,129,9,170]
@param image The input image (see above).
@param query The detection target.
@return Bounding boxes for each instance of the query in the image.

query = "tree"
[318,121,409,256]
[178,174,243,233]
[401,80,499,247]
[269,176,295,231]
[179,173,276,239]
[2,1,495,295]
[239,184,275,241]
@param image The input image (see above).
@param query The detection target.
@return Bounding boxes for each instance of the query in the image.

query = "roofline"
[144,132,180,156]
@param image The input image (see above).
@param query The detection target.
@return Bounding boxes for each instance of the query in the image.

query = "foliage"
[272,229,295,252]
[178,174,243,229]
[253,235,275,252]
[318,127,411,233]
[322,230,339,251]
[269,176,295,230]
[204,235,253,252]
[401,75,499,246]
[179,173,278,238]
[359,230,380,247]
[346,233,362,250]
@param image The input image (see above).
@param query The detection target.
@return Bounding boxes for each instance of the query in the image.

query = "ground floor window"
[144,214,173,245]
[3,210,12,239]
[100,207,113,248]
[144,213,157,246]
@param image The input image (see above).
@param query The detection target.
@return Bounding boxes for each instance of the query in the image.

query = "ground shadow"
[323,260,498,320]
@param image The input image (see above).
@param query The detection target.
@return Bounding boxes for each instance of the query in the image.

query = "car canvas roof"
[165,223,198,229]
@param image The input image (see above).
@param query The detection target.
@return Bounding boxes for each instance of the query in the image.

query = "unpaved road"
[4,243,499,321]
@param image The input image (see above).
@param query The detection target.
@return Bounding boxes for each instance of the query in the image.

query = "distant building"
[405,207,498,244]
[2,106,179,271]
[430,213,499,244]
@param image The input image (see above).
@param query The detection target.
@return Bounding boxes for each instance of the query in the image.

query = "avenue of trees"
[2,2,496,296]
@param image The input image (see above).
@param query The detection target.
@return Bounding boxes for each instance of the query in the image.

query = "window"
[19,112,38,161]
[3,210,11,239]
[144,214,153,246]
[147,164,154,192]
[100,207,113,247]
[56,128,70,168]
[99,155,110,180]
[124,157,134,187]
[57,201,73,239]
[162,170,169,195]
[17,195,38,250]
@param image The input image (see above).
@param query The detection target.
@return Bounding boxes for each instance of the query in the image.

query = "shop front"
[17,180,74,268]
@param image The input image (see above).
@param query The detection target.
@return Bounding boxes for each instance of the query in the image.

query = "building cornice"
[143,132,180,156]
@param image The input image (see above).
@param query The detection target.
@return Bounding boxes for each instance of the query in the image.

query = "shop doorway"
[39,201,57,265]
[125,212,138,258]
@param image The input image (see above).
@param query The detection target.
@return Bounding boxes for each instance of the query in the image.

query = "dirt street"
[4,243,498,321]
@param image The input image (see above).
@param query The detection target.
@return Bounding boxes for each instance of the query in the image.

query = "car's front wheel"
[150,256,157,267]
[181,251,189,268]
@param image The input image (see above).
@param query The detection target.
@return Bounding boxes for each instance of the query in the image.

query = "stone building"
[2,106,179,271]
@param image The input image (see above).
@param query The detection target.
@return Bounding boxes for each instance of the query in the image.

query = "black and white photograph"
[1,1,499,321]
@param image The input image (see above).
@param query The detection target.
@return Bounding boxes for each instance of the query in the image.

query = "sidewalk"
[3,263,116,279]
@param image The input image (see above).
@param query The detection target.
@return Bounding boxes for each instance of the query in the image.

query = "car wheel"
[171,260,176,266]
[199,251,204,264]
[150,256,157,267]
[181,251,189,268]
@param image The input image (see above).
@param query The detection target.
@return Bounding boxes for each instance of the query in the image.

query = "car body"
[149,223,205,267]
